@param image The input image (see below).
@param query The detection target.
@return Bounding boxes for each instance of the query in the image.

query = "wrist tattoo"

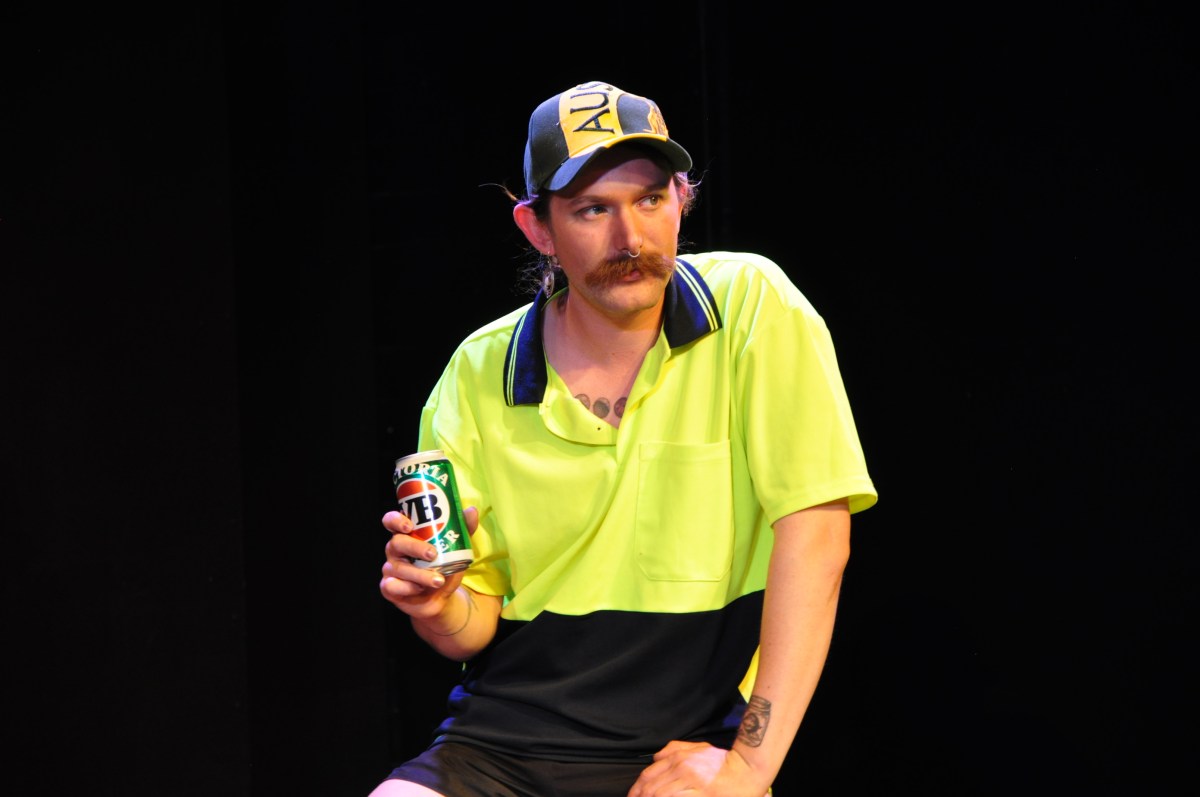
[431,589,473,636]
[738,695,771,747]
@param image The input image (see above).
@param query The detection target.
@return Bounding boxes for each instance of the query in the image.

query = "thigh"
[368,779,442,797]
[379,742,533,797]
[545,757,649,797]
[378,742,651,797]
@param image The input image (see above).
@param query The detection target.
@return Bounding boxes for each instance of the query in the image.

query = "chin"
[602,281,667,313]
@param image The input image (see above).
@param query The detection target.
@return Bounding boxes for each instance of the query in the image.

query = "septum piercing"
[624,248,641,258]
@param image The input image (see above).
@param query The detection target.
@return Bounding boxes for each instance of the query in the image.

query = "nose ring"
[624,248,641,259]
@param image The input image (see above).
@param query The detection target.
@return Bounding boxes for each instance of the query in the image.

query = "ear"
[513,203,552,254]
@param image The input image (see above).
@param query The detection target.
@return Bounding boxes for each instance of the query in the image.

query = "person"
[370,79,878,797]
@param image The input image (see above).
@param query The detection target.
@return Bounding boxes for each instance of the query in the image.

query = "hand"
[378,505,479,621]
[627,741,770,797]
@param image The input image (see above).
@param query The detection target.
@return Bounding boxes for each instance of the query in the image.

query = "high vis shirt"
[415,252,877,761]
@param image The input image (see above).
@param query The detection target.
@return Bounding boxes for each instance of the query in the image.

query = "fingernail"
[431,575,445,587]
[425,547,438,561]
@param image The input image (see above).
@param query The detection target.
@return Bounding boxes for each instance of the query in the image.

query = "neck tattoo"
[575,393,627,420]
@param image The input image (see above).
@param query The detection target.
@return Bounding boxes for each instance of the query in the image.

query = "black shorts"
[386,740,651,797]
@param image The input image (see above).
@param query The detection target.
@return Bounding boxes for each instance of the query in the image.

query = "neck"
[542,293,659,428]
[546,291,663,368]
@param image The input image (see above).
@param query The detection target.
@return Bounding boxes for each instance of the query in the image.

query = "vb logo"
[395,476,448,541]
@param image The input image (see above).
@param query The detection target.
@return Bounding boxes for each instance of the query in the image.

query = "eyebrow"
[563,177,673,206]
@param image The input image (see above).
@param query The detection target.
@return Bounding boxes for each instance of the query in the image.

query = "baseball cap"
[523,80,693,197]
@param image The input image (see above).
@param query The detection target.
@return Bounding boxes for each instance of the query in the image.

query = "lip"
[618,269,644,282]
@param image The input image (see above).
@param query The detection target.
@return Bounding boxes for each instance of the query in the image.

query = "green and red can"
[393,449,473,575]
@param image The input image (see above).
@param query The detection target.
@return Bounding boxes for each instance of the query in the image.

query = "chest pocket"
[635,440,734,581]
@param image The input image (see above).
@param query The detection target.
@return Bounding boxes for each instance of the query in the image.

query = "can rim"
[395,449,446,468]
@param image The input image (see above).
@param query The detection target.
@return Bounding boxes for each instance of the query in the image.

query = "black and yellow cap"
[523,80,693,197]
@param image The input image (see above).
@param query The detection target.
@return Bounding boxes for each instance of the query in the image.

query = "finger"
[628,770,686,797]
[385,533,438,565]
[382,557,449,594]
[379,577,445,615]
[380,574,422,600]
[463,505,479,535]
[629,758,672,796]
[382,557,446,587]
[652,740,701,761]
[382,510,414,535]
[379,565,446,600]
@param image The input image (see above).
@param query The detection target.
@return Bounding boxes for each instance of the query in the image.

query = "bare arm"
[379,506,502,661]
[628,499,851,797]
[733,498,850,788]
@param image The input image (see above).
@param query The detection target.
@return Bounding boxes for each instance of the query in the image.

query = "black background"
[3,2,1194,795]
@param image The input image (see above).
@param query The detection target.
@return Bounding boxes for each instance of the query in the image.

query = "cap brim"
[545,135,693,193]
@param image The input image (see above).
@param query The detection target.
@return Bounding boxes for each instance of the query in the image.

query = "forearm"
[733,501,851,788]
[412,586,500,661]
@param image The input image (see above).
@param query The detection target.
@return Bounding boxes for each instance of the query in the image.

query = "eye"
[578,205,608,218]
[639,194,663,209]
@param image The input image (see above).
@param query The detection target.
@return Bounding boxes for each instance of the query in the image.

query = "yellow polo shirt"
[415,252,876,760]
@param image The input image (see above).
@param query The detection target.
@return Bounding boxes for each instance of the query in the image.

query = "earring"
[541,254,559,297]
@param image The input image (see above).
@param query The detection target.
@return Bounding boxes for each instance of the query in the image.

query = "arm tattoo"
[738,695,772,747]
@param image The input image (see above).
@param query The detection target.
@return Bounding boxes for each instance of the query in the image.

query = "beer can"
[393,449,474,575]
